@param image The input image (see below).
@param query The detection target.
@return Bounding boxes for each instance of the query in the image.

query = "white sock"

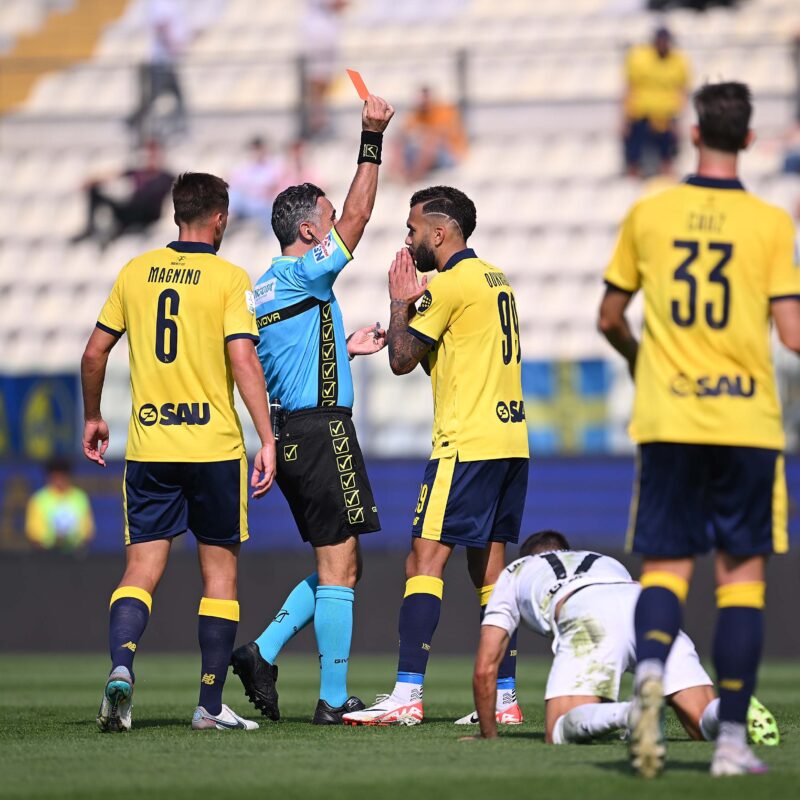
[391,681,423,705]
[718,720,747,748]
[554,702,631,744]
[634,658,664,689]
[700,698,720,741]
[496,687,517,711]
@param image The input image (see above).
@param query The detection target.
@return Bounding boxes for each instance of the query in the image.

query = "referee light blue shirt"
[253,227,354,412]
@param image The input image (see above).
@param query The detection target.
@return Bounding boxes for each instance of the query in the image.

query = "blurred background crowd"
[1,0,799,554]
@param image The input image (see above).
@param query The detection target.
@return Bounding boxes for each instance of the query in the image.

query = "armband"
[358,131,383,165]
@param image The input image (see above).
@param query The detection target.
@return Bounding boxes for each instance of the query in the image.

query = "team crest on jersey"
[417,290,432,314]
[254,279,276,305]
[245,290,255,314]
[312,234,334,262]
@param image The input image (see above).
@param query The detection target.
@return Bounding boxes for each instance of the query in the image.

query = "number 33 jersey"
[97,241,259,461]
[604,176,800,449]
[407,249,529,461]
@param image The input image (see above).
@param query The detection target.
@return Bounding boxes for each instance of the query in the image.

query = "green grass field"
[1,654,797,799]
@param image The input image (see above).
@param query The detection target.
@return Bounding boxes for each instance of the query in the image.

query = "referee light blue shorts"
[411,455,529,548]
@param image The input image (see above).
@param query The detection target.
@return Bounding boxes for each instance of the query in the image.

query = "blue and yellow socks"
[393,576,443,702]
[198,597,239,716]
[314,585,354,708]
[108,586,152,681]
[479,584,518,710]
[634,571,688,680]
[255,573,319,664]
[714,582,764,735]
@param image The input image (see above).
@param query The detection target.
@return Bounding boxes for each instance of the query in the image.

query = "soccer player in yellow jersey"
[599,82,799,777]
[81,172,277,733]
[344,186,530,726]
[623,26,690,177]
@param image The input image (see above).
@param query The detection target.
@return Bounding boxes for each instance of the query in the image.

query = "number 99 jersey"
[604,176,800,449]
[407,249,529,461]
[97,241,259,461]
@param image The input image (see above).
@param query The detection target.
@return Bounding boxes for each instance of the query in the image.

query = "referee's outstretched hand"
[362,94,394,133]
[251,441,276,499]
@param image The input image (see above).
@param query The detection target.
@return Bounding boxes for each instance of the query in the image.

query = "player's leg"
[548,696,632,744]
[344,537,452,725]
[187,457,257,731]
[707,445,784,774]
[627,443,708,777]
[310,535,363,724]
[462,540,522,725]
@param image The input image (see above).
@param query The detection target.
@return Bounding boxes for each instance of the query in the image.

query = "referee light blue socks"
[314,585,354,708]
[394,576,444,700]
[255,573,319,664]
[108,586,152,683]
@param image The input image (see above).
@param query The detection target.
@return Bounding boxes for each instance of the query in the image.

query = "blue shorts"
[124,456,248,546]
[624,118,677,166]
[627,443,788,558]
[411,456,528,548]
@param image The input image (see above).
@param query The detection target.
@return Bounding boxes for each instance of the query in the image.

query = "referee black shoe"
[230,642,280,721]
[312,696,366,725]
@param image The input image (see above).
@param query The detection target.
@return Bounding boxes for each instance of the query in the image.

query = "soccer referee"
[230,94,394,725]
[599,82,800,777]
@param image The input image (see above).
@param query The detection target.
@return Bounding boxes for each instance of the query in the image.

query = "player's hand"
[251,441,276,499]
[362,94,394,133]
[389,248,428,305]
[347,324,387,357]
[82,418,110,467]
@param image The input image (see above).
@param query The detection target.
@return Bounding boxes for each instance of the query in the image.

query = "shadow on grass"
[65,718,189,730]
[594,759,710,775]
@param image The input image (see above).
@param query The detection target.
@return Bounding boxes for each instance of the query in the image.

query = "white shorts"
[544,583,712,701]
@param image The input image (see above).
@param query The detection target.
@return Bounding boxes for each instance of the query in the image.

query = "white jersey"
[482,550,636,638]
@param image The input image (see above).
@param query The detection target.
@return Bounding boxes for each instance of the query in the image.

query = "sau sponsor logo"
[670,373,756,399]
[496,400,526,423]
[138,402,211,426]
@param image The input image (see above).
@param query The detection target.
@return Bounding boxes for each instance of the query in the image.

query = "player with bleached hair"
[463,530,778,749]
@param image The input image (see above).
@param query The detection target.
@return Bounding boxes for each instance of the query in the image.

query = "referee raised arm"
[230,95,394,725]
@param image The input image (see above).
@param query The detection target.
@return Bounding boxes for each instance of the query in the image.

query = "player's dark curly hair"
[694,81,751,153]
[410,185,477,241]
[172,172,229,225]
[519,530,571,557]
[272,183,327,249]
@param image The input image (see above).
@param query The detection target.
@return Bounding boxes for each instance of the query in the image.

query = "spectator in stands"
[783,32,800,175]
[394,86,468,183]
[301,0,348,139]
[25,458,94,553]
[71,139,175,246]
[278,139,321,189]
[228,137,283,231]
[127,0,190,143]
[623,26,691,177]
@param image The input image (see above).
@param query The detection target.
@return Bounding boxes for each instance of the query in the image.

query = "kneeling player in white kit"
[466,531,778,745]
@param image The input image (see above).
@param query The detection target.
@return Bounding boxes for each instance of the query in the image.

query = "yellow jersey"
[408,249,529,462]
[604,176,800,449]
[98,241,259,462]
[625,44,690,129]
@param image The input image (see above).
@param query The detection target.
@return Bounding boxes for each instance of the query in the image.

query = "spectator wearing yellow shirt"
[623,27,691,177]
[395,87,468,182]
[26,458,94,553]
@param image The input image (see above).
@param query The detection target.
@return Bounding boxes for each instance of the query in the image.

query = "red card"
[346,69,369,100]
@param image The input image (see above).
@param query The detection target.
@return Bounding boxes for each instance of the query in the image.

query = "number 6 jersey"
[97,241,259,461]
[407,248,529,461]
[604,176,800,449]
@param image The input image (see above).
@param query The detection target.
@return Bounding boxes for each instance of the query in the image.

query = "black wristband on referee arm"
[358,131,383,165]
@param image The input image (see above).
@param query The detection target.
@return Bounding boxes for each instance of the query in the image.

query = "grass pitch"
[1,654,798,799]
